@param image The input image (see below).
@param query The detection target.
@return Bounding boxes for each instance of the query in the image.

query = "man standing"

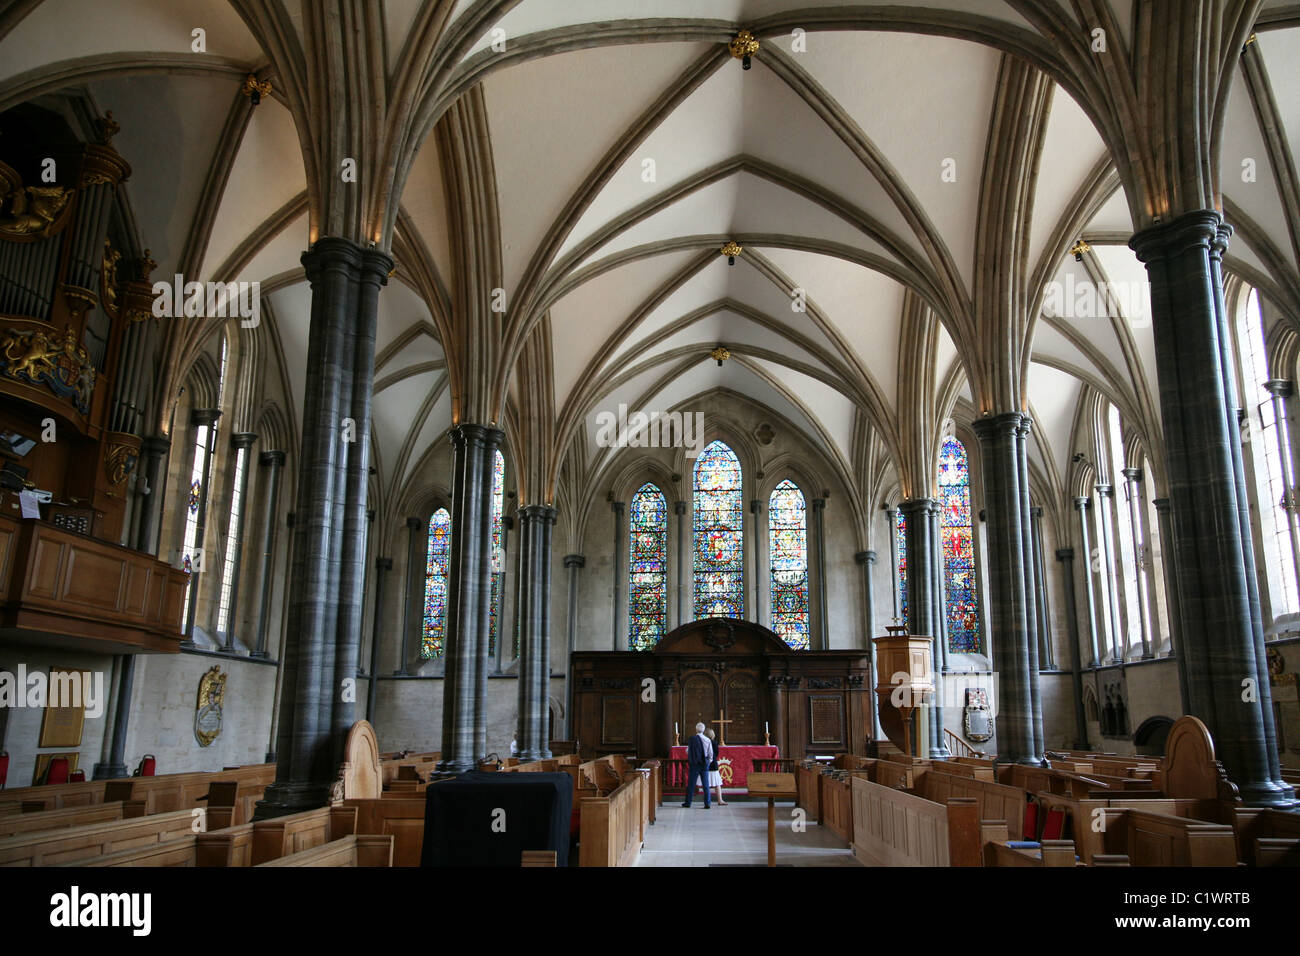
[681,722,713,809]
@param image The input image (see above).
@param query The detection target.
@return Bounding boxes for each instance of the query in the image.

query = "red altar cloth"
[668,745,778,790]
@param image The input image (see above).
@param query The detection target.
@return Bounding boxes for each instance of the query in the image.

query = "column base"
[436,758,477,773]
[264,751,277,763]
[91,762,128,780]
[1237,780,1297,809]
[253,781,331,820]
[927,748,952,760]
[249,650,270,660]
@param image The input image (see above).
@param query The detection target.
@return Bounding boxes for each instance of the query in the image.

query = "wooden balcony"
[0,515,186,653]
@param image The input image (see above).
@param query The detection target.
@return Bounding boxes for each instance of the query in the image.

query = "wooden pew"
[0,763,275,815]
[850,778,984,866]
[914,771,1027,841]
[0,800,147,837]
[346,797,427,867]
[0,808,197,866]
[820,770,874,843]
[579,771,645,867]
[1232,807,1300,866]
[928,760,995,783]
[250,805,357,865]
[256,834,393,867]
[1099,806,1237,866]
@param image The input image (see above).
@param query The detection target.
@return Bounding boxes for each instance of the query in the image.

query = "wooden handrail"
[945,729,985,758]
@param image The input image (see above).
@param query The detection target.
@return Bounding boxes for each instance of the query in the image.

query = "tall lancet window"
[769,479,809,649]
[422,508,451,659]
[490,450,505,656]
[214,443,246,636]
[179,423,210,623]
[895,510,908,622]
[938,437,980,652]
[693,440,744,618]
[628,483,668,650]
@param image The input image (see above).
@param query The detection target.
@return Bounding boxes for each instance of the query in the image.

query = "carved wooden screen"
[724,673,760,743]
[681,673,719,736]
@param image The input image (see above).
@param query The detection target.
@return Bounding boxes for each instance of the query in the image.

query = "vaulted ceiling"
[4,0,1299,546]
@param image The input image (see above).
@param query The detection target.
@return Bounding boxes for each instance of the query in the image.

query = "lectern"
[872,626,934,758]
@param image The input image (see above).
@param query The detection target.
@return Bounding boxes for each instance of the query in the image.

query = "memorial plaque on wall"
[724,673,760,743]
[601,697,634,746]
[809,695,844,745]
[38,669,91,748]
[681,674,718,730]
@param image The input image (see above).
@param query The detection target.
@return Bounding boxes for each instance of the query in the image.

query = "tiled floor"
[635,799,861,867]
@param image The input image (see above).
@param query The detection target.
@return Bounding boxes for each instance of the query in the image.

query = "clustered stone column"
[750,499,764,625]
[563,554,584,740]
[366,557,392,721]
[221,431,258,652]
[899,498,946,758]
[1121,467,1155,659]
[1131,212,1290,805]
[812,498,829,650]
[1074,496,1103,667]
[885,505,900,622]
[439,424,504,773]
[1094,483,1124,662]
[1030,507,1054,669]
[258,237,391,817]
[516,505,557,761]
[396,516,426,675]
[855,550,881,740]
[971,413,1041,766]
[1264,380,1300,580]
[250,450,286,658]
[611,500,625,651]
[1055,548,1089,749]
[674,500,687,628]
[134,435,171,555]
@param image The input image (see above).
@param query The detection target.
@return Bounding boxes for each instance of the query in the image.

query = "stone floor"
[634,799,861,867]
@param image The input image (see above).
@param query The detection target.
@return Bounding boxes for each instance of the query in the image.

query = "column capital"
[1029,506,1044,519]
[898,497,936,518]
[366,509,375,523]
[1055,548,1075,562]
[1121,466,1143,483]
[811,498,826,512]
[1128,209,1222,263]
[854,550,876,566]
[230,431,258,450]
[971,411,1025,440]
[406,515,425,530]
[259,449,286,467]
[449,422,505,453]
[1016,414,1034,437]
[674,500,686,516]
[611,500,625,516]
[501,514,514,532]
[140,435,171,457]
[517,503,558,524]
[564,554,585,569]
[190,408,221,428]
[1094,483,1113,498]
[1152,497,1170,513]
[1264,379,1294,399]
[1073,496,1091,511]
[749,499,762,514]
[375,557,393,571]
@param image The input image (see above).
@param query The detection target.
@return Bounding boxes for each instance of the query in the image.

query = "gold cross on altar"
[713,711,733,747]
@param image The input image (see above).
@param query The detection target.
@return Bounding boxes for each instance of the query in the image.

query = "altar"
[570,617,873,760]
[667,744,779,791]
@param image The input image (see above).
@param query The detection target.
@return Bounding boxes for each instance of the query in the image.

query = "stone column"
[1017,421,1044,758]
[516,505,557,761]
[1153,498,1185,667]
[563,554,584,739]
[750,499,764,626]
[182,408,221,647]
[439,424,503,772]
[92,655,134,779]
[855,550,881,739]
[396,516,426,675]
[1055,549,1089,749]
[885,505,900,623]
[1264,380,1300,583]
[661,676,678,755]
[134,435,171,555]
[1131,211,1291,805]
[366,557,392,722]
[250,450,286,658]
[221,432,258,652]
[1075,497,1102,667]
[767,675,786,755]
[929,501,949,673]
[1093,484,1124,662]
[900,499,946,758]
[259,238,391,817]
[265,511,295,762]
[611,500,625,650]
[1122,468,1155,659]
[1030,507,1054,669]
[972,413,1037,765]
[812,498,828,649]
[674,500,687,628]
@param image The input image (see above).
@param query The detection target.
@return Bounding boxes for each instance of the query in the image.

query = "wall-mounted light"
[729,30,759,70]
[710,346,731,367]
[720,240,742,266]
[242,73,273,106]
[1070,239,1091,262]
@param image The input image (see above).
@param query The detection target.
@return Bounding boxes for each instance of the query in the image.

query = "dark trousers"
[684,765,710,807]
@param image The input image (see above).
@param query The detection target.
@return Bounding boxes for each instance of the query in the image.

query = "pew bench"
[256,834,394,867]
[1099,807,1237,866]
[346,797,427,867]
[1233,807,1300,866]
[850,780,986,866]
[579,771,645,867]
[0,808,198,866]
[0,800,147,837]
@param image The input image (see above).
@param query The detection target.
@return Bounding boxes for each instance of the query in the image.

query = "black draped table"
[420,771,573,866]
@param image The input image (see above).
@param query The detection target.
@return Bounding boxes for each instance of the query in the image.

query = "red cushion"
[1022,801,1039,841]
[45,757,69,785]
[0,752,8,789]
[140,756,156,777]
[570,808,581,838]
[1042,808,1065,841]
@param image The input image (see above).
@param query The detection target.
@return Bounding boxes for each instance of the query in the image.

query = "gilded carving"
[105,436,138,485]
[101,238,121,314]
[0,184,72,238]
[194,666,226,747]
[0,324,96,414]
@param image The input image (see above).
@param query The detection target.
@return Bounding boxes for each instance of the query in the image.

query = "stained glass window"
[938,437,980,653]
[628,483,668,650]
[895,509,907,622]
[422,508,451,659]
[693,440,744,618]
[769,480,809,649]
[180,423,210,624]
[490,449,505,658]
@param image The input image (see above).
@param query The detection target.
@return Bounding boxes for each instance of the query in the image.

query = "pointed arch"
[422,507,452,659]
[768,478,809,650]
[628,482,668,650]
[692,439,744,619]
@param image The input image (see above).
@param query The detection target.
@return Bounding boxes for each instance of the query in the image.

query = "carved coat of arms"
[194,666,226,747]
